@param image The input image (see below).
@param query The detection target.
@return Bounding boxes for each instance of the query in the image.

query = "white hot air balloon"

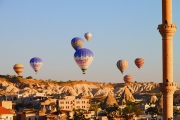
[84,32,92,41]
[117,59,128,74]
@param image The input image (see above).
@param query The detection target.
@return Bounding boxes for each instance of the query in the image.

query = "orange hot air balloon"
[134,58,144,69]
[123,74,133,83]
[117,59,128,74]
[13,64,24,76]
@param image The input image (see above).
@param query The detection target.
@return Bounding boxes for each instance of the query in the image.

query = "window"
[13,97,17,100]
[60,102,64,104]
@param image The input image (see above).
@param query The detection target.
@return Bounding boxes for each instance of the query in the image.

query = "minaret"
[158,0,177,119]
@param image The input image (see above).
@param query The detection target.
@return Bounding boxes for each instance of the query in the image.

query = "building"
[46,110,72,120]
[15,109,39,120]
[140,103,156,111]
[58,96,90,111]
[0,101,12,109]
[83,111,95,119]
[40,98,57,114]
[0,106,14,120]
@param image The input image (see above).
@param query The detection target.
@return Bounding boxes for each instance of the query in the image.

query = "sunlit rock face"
[103,92,118,108]
[150,95,158,103]
[118,86,135,104]
[0,77,162,100]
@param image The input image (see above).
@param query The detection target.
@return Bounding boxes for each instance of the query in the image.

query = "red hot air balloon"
[134,58,144,69]
[123,74,133,83]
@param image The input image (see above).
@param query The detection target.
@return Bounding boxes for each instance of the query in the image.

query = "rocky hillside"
[0,75,179,103]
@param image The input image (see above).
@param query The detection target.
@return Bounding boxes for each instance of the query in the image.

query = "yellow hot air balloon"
[84,32,92,41]
[134,58,144,69]
[117,60,128,74]
[13,64,24,76]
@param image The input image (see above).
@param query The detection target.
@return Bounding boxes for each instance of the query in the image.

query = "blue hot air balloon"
[71,37,84,50]
[74,48,94,74]
[30,57,43,74]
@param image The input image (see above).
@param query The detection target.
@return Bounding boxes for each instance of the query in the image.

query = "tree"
[134,104,144,116]
[145,107,157,115]
[26,76,33,79]
[17,76,23,78]
[73,111,85,120]
[66,112,71,120]
[14,102,25,110]
[122,101,144,118]
[89,104,99,113]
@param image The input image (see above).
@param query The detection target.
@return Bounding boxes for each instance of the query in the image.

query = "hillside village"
[0,75,180,120]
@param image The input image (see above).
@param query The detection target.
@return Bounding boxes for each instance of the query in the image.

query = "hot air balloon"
[71,37,84,50]
[134,58,144,69]
[74,48,94,74]
[84,32,92,41]
[13,64,24,76]
[30,57,43,74]
[123,74,133,83]
[117,60,128,74]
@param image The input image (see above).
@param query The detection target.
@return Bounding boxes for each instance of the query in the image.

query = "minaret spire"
[162,0,172,24]
[158,0,177,119]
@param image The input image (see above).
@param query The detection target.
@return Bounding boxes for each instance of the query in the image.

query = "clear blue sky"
[0,0,180,85]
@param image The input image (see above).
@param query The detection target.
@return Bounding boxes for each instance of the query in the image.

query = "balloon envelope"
[30,57,43,73]
[84,32,92,41]
[117,60,128,74]
[74,48,94,74]
[134,58,144,69]
[123,74,133,83]
[71,37,84,50]
[13,63,24,75]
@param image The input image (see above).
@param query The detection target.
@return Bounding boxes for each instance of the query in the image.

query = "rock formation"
[0,76,167,101]
[156,94,163,113]
[103,92,118,108]
[150,95,158,103]
[119,86,135,104]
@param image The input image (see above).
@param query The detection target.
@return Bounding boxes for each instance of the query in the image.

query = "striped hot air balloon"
[13,63,24,76]
[71,37,84,50]
[123,74,133,83]
[117,59,128,74]
[84,32,92,41]
[134,58,144,69]
[74,48,94,74]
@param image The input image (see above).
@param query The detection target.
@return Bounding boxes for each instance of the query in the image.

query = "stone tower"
[158,0,177,119]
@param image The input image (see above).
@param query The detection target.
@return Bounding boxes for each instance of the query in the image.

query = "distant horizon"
[0,74,177,87]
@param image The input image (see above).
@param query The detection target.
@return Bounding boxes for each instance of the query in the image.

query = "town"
[0,75,180,120]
